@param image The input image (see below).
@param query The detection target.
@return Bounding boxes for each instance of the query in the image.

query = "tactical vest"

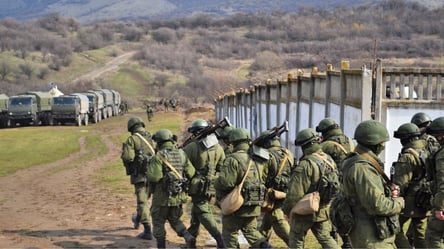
[323,135,354,165]
[159,147,188,196]
[267,147,293,192]
[122,130,153,176]
[231,152,267,206]
[304,151,340,205]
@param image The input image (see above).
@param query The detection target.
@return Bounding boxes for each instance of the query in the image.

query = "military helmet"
[354,120,389,145]
[316,118,339,133]
[153,129,174,143]
[393,123,421,139]
[228,128,250,143]
[219,126,234,139]
[188,119,209,133]
[426,117,444,135]
[127,116,145,132]
[411,112,432,128]
[295,128,319,146]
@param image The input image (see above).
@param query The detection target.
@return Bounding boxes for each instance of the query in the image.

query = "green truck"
[52,93,89,126]
[83,91,104,123]
[8,91,53,127]
[0,94,9,128]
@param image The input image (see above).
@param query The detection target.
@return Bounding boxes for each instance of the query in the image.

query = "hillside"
[1,0,443,23]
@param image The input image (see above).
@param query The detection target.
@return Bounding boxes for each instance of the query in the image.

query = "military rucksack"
[267,148,293,192]
[121,131,153,176]
[330,193,355,235]
[311,152,341,205]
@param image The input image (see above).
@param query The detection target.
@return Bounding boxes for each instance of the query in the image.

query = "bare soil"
[0,111,216,249]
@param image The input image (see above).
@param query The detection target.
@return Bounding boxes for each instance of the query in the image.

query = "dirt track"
[0,113,199,249]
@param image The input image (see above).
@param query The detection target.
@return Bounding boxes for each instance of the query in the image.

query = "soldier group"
[120,112,444,249]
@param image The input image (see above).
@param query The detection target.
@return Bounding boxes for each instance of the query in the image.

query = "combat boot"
[157,238,166,249]
[214,233,225,249]
[131,214,140,229]
[137,223,153,240]
[182,230,196,248]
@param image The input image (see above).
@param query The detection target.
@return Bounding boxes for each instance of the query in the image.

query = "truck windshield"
[9,97,32,105]
[53,97,75,105]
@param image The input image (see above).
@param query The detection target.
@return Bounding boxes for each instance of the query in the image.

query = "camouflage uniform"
[316,118,355,248]
[147,129,196,248]
[121,117,154,239]
[184,134,225,248]
[282,128,340,249]
[259,139,294,246]
[392,123,430,248]
[214,128,271,249]
[341,120,404,249]
[146,105,153,122]
[425,117,444,248]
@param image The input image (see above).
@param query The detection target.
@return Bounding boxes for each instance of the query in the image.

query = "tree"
[0,62,11,80]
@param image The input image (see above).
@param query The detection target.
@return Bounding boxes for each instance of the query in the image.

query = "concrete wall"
[215,59,444,175]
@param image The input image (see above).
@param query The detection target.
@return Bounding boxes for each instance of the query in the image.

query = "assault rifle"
[250,121,288,160]
[179,116,232,148]
[252,121,289,147]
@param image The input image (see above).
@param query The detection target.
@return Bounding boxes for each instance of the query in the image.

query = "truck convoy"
[52,94,89,126]
[1,88,121,128]
[8,91,53,127]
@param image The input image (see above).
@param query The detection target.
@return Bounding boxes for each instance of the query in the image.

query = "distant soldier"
[392,123,431,249]
[411,112,440,154]
[169,98,177,111]
[163,99,169,112]
[184,119,226,248]
[146,104,153,122]
[120,116,154,240]
[147,129,196,248]
[424,117,444,248]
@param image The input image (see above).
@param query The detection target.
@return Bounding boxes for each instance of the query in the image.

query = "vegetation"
[0,0,443,109]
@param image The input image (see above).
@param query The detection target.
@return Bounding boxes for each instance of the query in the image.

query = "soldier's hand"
[435,210,444,220]
[390,183,400,197]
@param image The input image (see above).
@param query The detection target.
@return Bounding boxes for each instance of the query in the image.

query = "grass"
[0,126,83,176]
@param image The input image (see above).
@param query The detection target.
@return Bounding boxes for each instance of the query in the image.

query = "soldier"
[184,119,226,248]
[120,116,154,240]
[217,125,234,155]
[146,104,153,122]
[147,129,196,249]
[424,117,444,248]
[214,128,272,248]
[341,120,405,248]
[392,123,430,248]
[316,117,355,248]
[411,112,440,154]
[282,128,340,249]
[256,131,294,246]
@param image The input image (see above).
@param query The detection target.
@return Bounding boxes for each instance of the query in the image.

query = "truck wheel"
[84,115,88,126]
[98,111,102,122]
[93,112,98,123]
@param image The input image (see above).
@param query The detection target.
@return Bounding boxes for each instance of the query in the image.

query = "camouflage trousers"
[425,215,444,248]
[187,198,222,238]
[134,182,150,225]
[259,207,290,246]
[150,204,187,239]
[222,215,267,248]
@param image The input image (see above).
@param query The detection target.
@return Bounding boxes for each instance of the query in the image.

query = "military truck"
[111,89,121,116]
[82,91,103,123]
[95,89,114,118]
[52,94,89,126]
[0,94,9,128]
[8,91,53,127]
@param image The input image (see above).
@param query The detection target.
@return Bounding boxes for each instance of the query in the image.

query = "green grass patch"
[0,126,84,176]
[96,160,131,194]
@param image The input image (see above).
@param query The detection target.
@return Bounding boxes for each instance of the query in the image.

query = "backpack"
[159,148,188,196]
[312,152,341,205]
[268,148,293,192]
[401,147,434,210]
[330,193,355,235]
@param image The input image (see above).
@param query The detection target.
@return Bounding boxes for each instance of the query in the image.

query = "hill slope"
[1,0,443,23]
